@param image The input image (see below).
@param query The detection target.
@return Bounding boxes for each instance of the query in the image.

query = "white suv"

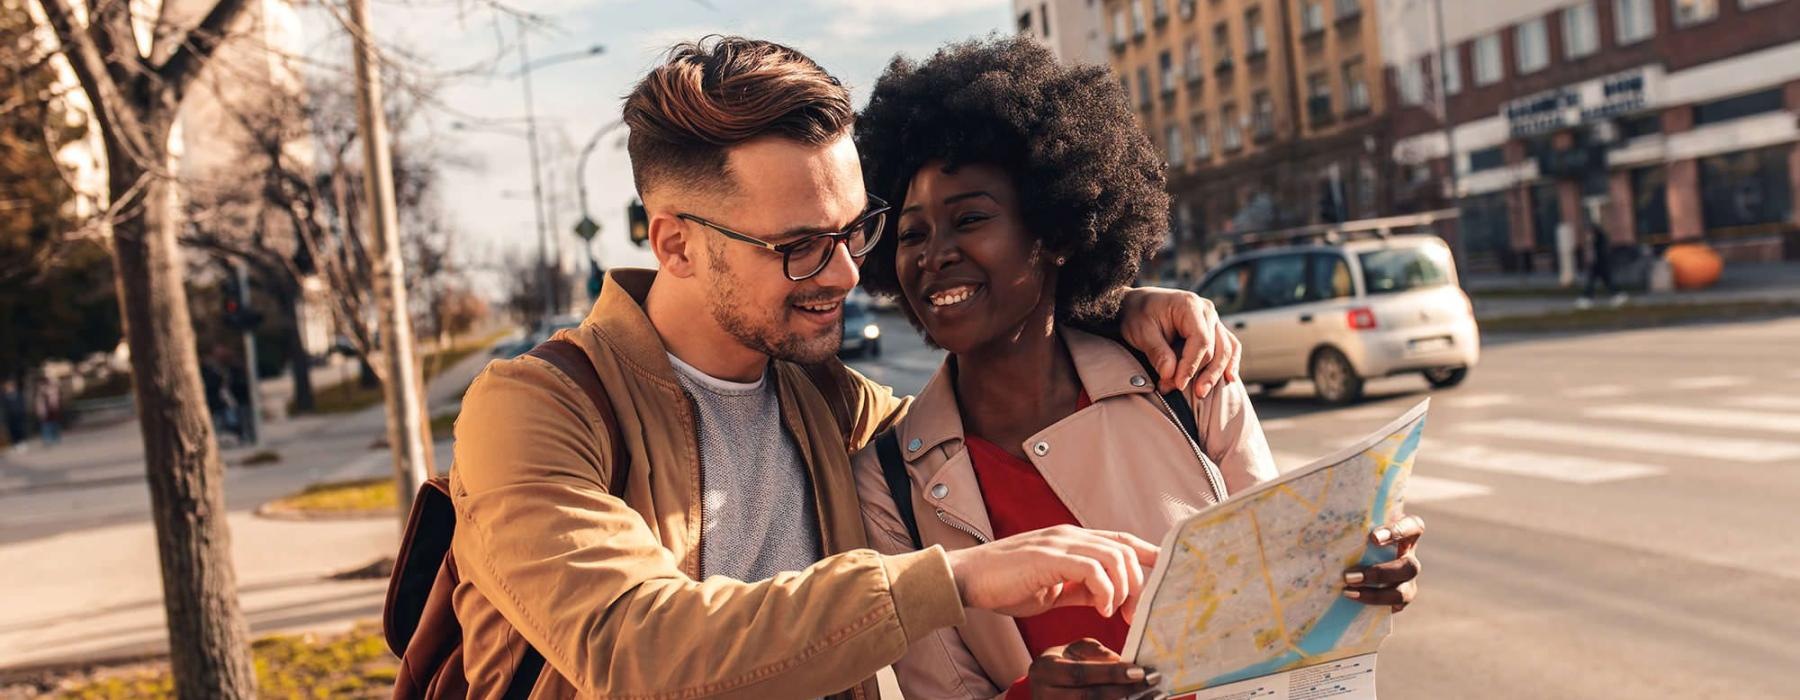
[1194,234,1479,404]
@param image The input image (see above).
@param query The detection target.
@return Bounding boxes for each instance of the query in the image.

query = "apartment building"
[1103,0,1392,278]
[1014,0,1111,66]
[1383,0,1800,271]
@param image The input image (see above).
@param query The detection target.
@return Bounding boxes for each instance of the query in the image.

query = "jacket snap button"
[930,483,949,499]
[1033,441,1050,456]
[1130,375,1148,387]
[907,438,923,452]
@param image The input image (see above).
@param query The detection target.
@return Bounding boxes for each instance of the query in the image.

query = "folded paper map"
[1123,400,1428,699]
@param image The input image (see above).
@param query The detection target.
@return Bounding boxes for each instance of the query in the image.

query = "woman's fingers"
[1372,515,1426,551]
[1344,579,1417,608]
[1345,552,1421,588]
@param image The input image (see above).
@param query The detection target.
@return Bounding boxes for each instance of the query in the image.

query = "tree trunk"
[109,125,257,698]
[278,281,314,413]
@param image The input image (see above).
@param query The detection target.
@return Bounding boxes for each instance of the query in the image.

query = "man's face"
[687,134,868,364]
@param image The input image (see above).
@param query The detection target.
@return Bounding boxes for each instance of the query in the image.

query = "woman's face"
[894,161,1056,354]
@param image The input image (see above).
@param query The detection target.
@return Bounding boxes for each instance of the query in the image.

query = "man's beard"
[706,256,842,364]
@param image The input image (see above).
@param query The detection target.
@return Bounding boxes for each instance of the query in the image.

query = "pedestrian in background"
[34,375,62,446]
[1578,219,1628,309]
[2,380,26,450]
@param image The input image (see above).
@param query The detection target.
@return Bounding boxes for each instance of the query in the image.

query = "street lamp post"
[506,21,604,319]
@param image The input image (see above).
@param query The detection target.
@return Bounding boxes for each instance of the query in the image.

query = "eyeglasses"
[678,196,889,281]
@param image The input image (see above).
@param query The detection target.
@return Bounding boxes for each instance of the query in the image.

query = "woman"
[850,37,1423,699]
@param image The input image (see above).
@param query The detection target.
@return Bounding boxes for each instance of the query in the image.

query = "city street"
[851,312,1800,699]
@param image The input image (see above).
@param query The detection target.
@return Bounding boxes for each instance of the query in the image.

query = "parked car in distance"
[491,314,584,358]
[840,290,882,359]
[1194,234,1479,404]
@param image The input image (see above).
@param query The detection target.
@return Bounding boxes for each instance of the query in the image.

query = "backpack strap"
[873,428,924,550]
[799,361,855,444]
[497,338,625,698]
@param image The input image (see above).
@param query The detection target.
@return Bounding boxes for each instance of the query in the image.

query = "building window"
[1473,34,1503,85]
[1112,8,1129,45]
[1137,67,1153,107]
[1398,59,1426,106]
[1041,2,1052,37]
[1741,0,1781,8]
[1185,38,1204,80]
[1159,50,1177,94]
[1179,0,1197,21]
[1694,88,1786,125]
[1630,166,1669,238]
[1618,113,1661,139]
[1515,18,1549,74]
[1615,0,1656,44]
[1302,1,1326,33]
[1307,72,1332,123]
[1252,90,1275,139]
[1439,48,1462,96]
[1166,124,1185,164]
[1132,0,1146,37]
[1152,0,1169,23]
[1192,115,1212,160]
[1214,22,1233,70]
[1672,0,1718,27]
[1700,145,1793,228]
[1460,192,1513,258]
[1018,9,1034,34]
[1222,104,1243,150]
[1246,7,1268,56]
[1342,58,1369,112]
[1562,2,1598,58]
[1334,0,1361,20]
[1467,146,1505,172]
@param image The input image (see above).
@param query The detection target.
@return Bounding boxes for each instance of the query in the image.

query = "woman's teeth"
[929,286,977,307]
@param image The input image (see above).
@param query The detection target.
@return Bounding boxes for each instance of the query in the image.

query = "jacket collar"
[583,268,684,387]
[898,327,1160,471]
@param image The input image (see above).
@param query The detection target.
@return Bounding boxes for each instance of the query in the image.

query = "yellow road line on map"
[1248,511,1297,653]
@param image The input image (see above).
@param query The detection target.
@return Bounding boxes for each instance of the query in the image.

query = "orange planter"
[1664,243,1723,290]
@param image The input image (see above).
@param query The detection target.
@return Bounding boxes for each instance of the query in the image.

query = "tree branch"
[33,0,125,137]
[155,0,252,99]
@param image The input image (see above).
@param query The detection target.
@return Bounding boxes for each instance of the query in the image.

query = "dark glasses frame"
[677,195,890,281]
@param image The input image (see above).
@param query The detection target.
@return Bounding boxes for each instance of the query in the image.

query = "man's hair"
[623,36,854,199]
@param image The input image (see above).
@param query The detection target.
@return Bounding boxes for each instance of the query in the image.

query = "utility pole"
[517,17,555,320]
[1430,0,1467,272]
[348,0,431,519]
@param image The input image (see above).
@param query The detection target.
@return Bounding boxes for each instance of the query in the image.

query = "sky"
[299,0,1015,294]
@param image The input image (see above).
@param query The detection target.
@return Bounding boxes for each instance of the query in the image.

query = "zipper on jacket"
[934,508,991,544]
[1149,390,1229,505]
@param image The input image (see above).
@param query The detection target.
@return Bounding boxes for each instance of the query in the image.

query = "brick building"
[1382,0,1800,273]
[1099,0,1395,280]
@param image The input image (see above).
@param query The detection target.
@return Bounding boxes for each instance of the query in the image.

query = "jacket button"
[907,438,923,452]
[930,483,949,499]
[1033,441,1050,456]
[1130,375,1148,387]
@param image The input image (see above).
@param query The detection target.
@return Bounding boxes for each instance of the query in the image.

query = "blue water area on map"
[1204,419,1425,687]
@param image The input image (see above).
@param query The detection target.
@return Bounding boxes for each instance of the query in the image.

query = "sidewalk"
[1469,261,1800,320]
[0,343,496,676]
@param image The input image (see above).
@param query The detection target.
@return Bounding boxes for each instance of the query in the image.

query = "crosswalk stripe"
[1728,395,1800,411]
[1457,419,1800,463]
[1259,418,1297,431]
[1670,376,1750,390]
[1443,394,1517,408]
[1422,443,1664,483]
[1563,385,1629,399]
[1585,405,1800,435]
[1406,475,1494,503]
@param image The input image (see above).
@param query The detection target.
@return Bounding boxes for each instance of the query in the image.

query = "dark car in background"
[839,290,882,358]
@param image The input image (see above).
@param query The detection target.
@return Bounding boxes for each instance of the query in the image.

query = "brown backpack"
[384,338,626,699]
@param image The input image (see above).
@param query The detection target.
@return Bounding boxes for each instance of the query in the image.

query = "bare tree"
[31,0,259,694]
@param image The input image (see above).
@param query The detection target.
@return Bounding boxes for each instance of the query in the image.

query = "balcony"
[1335,3,1362,26]
[1186,70,1205,87]
[1307,95,1334,126]
[1246,46,1268,63]
[1214,57,1235,76]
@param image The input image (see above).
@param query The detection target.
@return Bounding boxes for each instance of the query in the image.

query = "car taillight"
[1347,307,1378,330]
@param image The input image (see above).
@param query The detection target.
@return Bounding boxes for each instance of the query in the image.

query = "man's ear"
[650,212,698,278]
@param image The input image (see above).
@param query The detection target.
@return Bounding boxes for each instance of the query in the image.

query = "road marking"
[1585,405,1800,435]
[1259,418,1296,431]
[1423,443,1664,483]
[1458,419,1800,463]
[1406,475,1494,503]
[1442,394,1517,408]
[1563,385,1629,399]
[1729,395,1800,411]
[1670,376,1749,390]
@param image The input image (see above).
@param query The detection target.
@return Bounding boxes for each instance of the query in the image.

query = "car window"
[1358,244,1452,295]
[1307,253,1354,301]
[1246,254,1310,310]
[1197,262,1254,314]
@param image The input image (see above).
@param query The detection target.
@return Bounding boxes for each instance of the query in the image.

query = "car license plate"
[1409,336,1452,352]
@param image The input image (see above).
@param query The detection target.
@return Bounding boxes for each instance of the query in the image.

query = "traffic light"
[627,199,649,247]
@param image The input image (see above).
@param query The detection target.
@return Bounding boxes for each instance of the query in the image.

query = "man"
[1577,218,1627,309]
[450,36,1242,698]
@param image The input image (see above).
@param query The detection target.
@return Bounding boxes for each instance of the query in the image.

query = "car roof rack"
[1223,209,1459,255]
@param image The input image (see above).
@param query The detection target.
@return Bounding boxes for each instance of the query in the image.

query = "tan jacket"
[450,269,965,699]
[851,329,1279,698]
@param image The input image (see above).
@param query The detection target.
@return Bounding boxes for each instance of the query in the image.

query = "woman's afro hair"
[854,35,1170,322]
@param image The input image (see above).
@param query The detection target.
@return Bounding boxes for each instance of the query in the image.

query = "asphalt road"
[848,312,1800,699]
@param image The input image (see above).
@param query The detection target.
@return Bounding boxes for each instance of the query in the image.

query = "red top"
[964,392,1130,664]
